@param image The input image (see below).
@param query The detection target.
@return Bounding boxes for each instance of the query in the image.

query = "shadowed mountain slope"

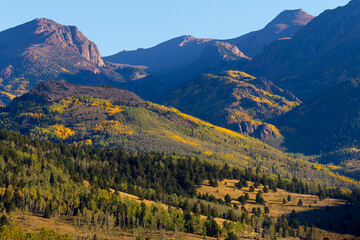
[225,9,314,57]
[245,0,360,99]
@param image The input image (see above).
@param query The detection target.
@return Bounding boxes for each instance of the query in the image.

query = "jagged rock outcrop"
[33,18,104,67]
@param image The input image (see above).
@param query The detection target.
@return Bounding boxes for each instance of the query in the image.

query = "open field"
[198,179,346,217]
[198,179,360,239]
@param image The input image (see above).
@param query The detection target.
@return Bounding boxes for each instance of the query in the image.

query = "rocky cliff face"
[0,18,104,71]
[0,18,144,104]
[33,18,104,67]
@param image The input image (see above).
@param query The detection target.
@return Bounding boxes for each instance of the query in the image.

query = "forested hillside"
[0,81,355,188]
[164,71,300,147]
[0,128,359,239]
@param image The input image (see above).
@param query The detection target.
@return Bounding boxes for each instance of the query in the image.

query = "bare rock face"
[204,41,250,61]
[34,18,104,67]
[0,18,134,105]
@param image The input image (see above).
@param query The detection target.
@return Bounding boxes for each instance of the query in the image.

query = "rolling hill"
[0,80,353,187]
[164,71,300,147]
[0,127,358,239]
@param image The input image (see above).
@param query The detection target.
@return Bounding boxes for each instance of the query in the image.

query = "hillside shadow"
[59,70,121,87]
[286,203,360,236]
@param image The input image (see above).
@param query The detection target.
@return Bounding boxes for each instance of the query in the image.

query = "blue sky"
[0,0,350,56]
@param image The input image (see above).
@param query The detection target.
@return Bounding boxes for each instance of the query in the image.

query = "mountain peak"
[13,18,104,67]
[267,9,314,28]
[0,18,111,102]
[225,9,314,57]
[34,17,56,23]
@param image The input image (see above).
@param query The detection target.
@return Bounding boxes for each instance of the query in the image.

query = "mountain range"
[105,9,313,74]
[102,9,314,100]
[225,9,314,57]
[1,1,360,179]
[2,1,360,239]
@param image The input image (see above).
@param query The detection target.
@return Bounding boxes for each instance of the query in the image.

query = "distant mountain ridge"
[0,18,104,75]
[104,35,215,74]
[104,9,314,75]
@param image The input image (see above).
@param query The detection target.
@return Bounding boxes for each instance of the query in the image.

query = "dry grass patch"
[10,211,221,240]
[198,179,345,218]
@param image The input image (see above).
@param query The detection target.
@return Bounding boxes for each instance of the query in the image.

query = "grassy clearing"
[198,179,345,218]
[198,179,360,239]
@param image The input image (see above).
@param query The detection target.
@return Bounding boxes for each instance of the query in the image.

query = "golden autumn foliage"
[48,97,123,116]
[60,67,70,73]
[51,124,75,139]
[328,171,358,184]
[76,139,93,147]
[226,70,255,80]
[92,120,133,135]
[19,112,45,119]
[0,91,17,100]
[31,124,74,140]
[204,150,213,156]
